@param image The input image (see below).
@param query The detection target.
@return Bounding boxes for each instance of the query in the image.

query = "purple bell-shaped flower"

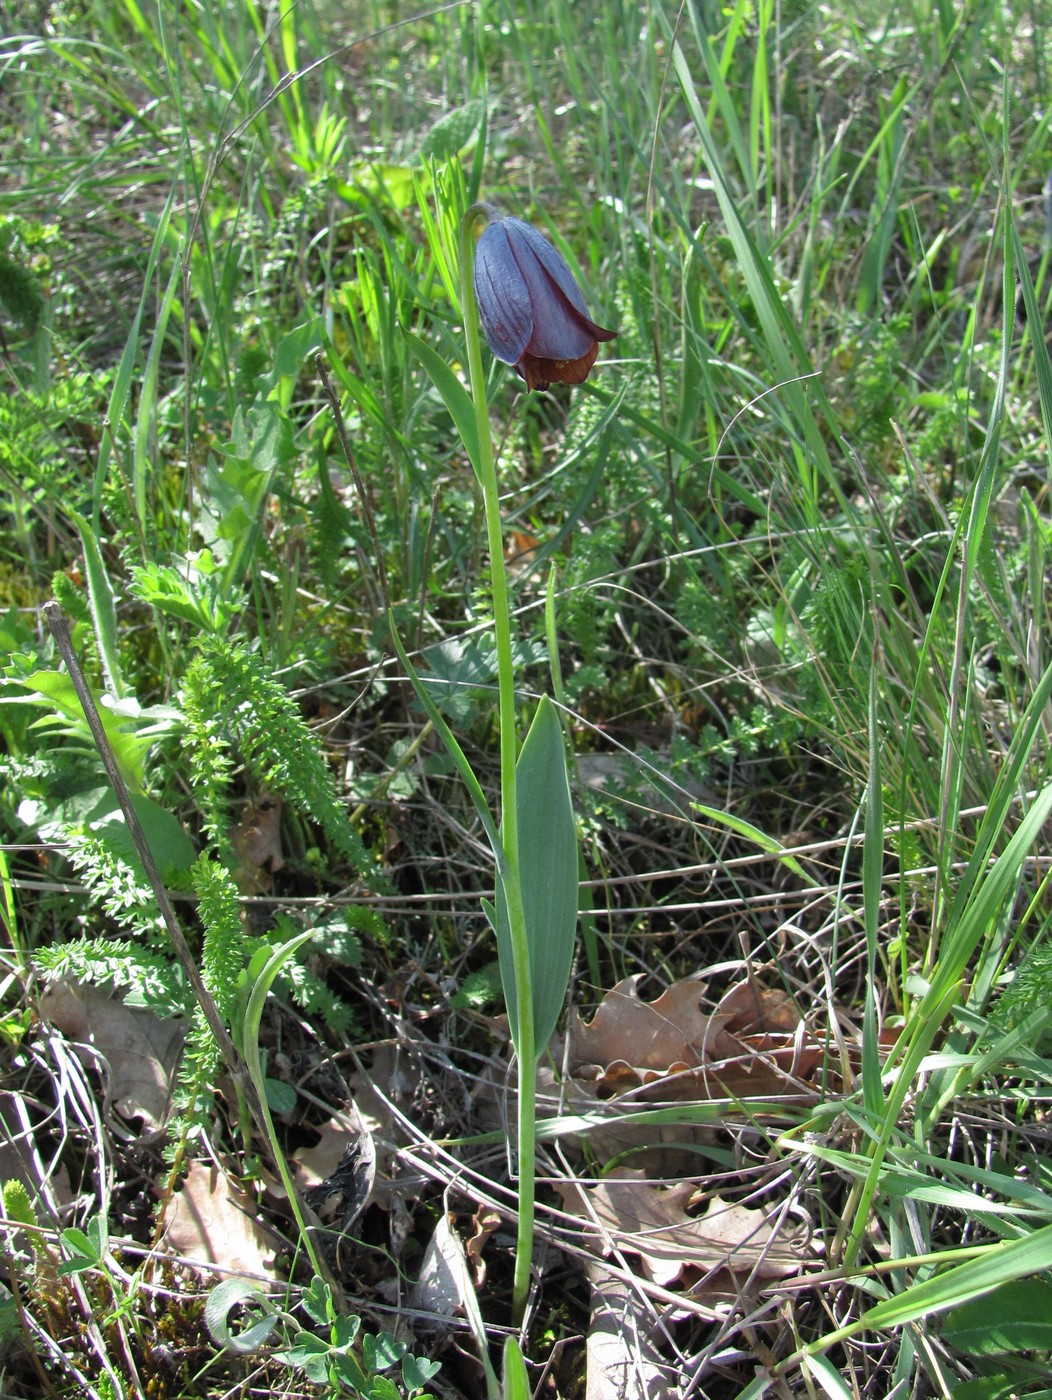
[473,211,617,391]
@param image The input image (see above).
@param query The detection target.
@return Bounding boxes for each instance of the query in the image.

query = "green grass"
[2,0,1052,1396]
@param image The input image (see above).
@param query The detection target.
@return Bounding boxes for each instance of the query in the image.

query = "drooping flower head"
[472,209,617,392]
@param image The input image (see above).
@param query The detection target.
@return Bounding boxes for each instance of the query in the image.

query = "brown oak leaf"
[556,1169,810,1289]
[163,1161,277,1278]
[38,979,185,1133]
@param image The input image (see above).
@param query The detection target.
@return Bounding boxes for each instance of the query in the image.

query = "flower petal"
[473,222,533,365]
[500,220,597,362]
[508,219,591,309]
[519,344,599,392]
[508,220,617,359]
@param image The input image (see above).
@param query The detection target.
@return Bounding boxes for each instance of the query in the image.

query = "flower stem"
[460,203,537,1327]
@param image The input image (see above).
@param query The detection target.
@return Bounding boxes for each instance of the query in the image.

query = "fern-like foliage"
[336,903,387,947]
[173,855,248,1134]
[991,936,1052,1054]
[193,853,246,1028]
[60,831,166,942]
[174,638,387,1128]
[34,938,186,1018]
[180,654,237,855]
[181,636,380,883]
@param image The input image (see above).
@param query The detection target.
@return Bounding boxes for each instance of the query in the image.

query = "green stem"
[460,203,537,1327]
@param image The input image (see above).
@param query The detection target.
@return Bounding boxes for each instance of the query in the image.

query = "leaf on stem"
[402,328,480,479]
[494,696,578,1055]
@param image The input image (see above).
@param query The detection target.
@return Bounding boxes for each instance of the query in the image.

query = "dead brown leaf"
[38,979,185,1133]
[566,977,718,1070]
[294,1102,375,1236]
[163,1160,277,1278]
[464,1204,501,1288]
[556,1169,811,1289]
[565,974,832,1106]
[294,1114,359,1192]
[230,794,284,893]
[585,1263,676,1400]
[713,980,801,1034]
[409,1212,478,1327]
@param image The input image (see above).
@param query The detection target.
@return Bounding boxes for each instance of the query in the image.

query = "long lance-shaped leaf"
[69,509,125,701]
[241,931,331,1288]
[91,186,176,530]
[494,696,578,1054]
[851,1222,1052,1338]
[403,327,481,481]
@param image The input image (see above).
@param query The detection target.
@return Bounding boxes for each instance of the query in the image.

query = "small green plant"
[205,1275,440,1400]
[1,1183,157,1392]
[56,1211,145,1332]
[181,636,381,878]
[989,933,1052,1055]
[395,197,616,1342]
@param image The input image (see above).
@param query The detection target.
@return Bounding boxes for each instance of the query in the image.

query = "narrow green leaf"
[730,1373,773,1400]
[91,187,176,529]
[133,253,182,528]
[861,1222,1052,1330]
[929,652,1052,984]
[496,696,578,1053]
[242,932,317,1062]
[861,656,885,1117]
[681,3,753,206]
[240,929,328,1282]
[802,1353,856,1400]
[856,80,908,314]
[1015,225,1052,467]
[68,508,125,700]
[927,781,1052,1017]
[501,1337,531,1400]
[402,328,480,479]
[691,802,815,886]
[671,38,835,489]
